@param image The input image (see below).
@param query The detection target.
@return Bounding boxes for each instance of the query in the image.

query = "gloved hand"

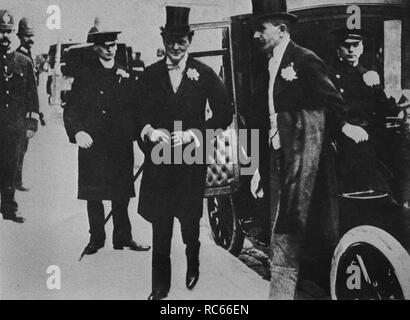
[75,131,93,149]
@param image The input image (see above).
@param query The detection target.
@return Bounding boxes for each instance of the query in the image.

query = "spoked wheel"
[331,226,410,300]
[206,195,244,256]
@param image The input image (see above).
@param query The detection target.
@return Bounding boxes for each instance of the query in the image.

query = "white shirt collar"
[99,58,115,69]
[166,53,189,71]
[272,35,290,62]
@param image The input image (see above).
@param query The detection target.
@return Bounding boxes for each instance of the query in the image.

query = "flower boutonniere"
[281,62,298,82]
[116,68,130,83]
[363,71,380,87]
[186,68,200,82]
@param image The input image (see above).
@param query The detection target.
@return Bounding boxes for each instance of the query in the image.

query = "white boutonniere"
[187,68,200,81]
[116,68,130,83]
[281,62,298,81]
[363,71,380,87]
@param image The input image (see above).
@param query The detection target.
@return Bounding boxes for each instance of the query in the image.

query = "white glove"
[342,123,369,143]
[75,131,93,149]
[171,131,193,147]
[250,169,264,199]
[269,128,281,150]
[147,128,170,144]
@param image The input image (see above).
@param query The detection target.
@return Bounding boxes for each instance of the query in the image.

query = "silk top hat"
[0,10,14,31]
[17,18,34,37]
[247,0,298,24]
[87,31,121,45]
[160,6,193,36]
[331,27,372,43]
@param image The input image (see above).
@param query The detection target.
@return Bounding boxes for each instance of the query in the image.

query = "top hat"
[331,27,372,43]
[87,31,121,44]
[0,10,14,31]
[247,0,298,25]
[160,6,193,37]
[17,18,34,37]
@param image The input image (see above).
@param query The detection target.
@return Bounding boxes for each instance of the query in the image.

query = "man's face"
[163,34,191,65]
[252,21,283,53]
[0,29,13,51]
[338,40,364,66]
[95,41,117,61]
[20,34,34,50]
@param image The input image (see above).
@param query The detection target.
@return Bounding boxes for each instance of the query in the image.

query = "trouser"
[87,199,132,245]
[15,137,29,187]
[0,128,24,214]
[151,215,201,292]
[269,110,329,300]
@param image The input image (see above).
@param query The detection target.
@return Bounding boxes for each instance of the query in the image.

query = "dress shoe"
[186,269,199,290]
[113,240,151,251]
[2,211,25,223]
[84,241,105,255]
[147,290,168,300]
[16,185,30,192]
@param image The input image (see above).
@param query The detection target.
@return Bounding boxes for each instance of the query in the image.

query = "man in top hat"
[64,31,150,255]
[14,17,37,192]
[247,0,368,299]
[136,6,232,300]
[0,10,39,223]
[328,27,402,200]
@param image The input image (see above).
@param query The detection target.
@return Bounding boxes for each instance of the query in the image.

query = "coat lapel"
[158,58,175,97]
[274,41,295,98]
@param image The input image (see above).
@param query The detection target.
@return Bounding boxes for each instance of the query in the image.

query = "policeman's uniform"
[0,10,39,222]
[328,28,398,194]
[15,17,37,191]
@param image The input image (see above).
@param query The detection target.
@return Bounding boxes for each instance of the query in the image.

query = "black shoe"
[84,241,105,255]
[147,290,168,300]
[186,268,199,290]
[16,185,30,192]
[113,240,151,251]
[2,211,25,223]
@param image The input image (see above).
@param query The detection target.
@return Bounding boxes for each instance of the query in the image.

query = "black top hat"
[17,18,34,37]
[160,6,193,37]
[331,27,372,43]
[0,10,14,31]
[87,31,121,44]
[247,0,298,25]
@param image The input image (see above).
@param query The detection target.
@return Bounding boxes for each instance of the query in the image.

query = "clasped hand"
[147,128,192,147]
[75,131,93,149]
[342,123,369,143]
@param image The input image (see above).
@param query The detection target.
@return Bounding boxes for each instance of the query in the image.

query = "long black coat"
[249,41,346,244]
[136,56,232,223]
[64,59,136,200]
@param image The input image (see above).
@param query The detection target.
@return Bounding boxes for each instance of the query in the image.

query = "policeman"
[15,17,36,192]
[328,27,398,195]
[0,10,39,223]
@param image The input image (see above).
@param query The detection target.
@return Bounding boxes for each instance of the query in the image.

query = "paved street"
[0,77,269,300]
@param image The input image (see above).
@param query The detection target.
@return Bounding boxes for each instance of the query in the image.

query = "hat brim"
[0,25,14,31]
[160,26,194,37]
[331,29,373,42]
[246,12,298,25]
[17,31,34,37]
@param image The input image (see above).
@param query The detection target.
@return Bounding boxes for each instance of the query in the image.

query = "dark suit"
[0,51,39,215]
[64,58,136,244]
[250,40,346,299]
[136,55,232,293]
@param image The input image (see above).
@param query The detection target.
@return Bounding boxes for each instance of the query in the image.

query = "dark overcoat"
[64,59,136,200]
[136,56,232,223]
[249,41,346,244]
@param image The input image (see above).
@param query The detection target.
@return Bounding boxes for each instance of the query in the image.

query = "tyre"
[206,195,245,256]
[331,225,410,300]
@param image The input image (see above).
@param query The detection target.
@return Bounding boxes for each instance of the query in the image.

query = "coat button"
[336,74,341,79]
[340,88,344,93]
[5,104,9,108]
[6,90,9,94]
[100,91,104,94]
[102,110,106,114]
